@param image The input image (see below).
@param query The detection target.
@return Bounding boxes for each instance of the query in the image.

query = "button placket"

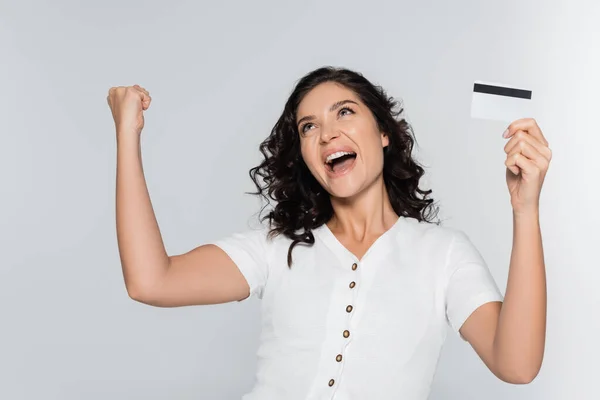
[328,261,360,390]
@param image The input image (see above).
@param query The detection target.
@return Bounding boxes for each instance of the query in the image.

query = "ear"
[381,132,389,148]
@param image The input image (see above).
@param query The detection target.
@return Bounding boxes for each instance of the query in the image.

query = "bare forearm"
[116,133,169,296]
[494,210,547,382]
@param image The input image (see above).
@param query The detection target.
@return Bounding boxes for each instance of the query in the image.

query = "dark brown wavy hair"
[249,66,440,267]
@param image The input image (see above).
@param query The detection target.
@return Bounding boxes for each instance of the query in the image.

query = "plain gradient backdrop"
[1,0,598,399]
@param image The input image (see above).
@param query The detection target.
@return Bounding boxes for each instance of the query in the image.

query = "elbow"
[497,364,541,385]
[520,366,542,384]
[126,283,150,303]
[124,266,170,306]
[126,281,160,305]
[126,281,174,308]
[493,345,544,385]
[506,372,538,385]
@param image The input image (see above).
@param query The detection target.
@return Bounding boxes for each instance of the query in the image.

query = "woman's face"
[296,82,389,199]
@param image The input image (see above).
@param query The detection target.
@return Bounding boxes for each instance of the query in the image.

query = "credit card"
[470,80,533,123]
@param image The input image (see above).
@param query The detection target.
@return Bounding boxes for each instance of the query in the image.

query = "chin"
[321,176,366,200]
[328,187,360,200]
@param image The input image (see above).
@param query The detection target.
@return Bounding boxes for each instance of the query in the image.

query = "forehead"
[297,82,360,117]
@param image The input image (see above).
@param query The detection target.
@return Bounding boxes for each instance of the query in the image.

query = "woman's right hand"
[107,84,152,138]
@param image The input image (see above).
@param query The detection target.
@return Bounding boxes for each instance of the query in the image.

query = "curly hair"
[248,66,440,267]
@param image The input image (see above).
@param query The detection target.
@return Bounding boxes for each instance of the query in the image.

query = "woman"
[108,66,550,399]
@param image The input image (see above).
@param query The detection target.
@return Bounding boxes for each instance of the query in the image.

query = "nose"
[319,122,341,143]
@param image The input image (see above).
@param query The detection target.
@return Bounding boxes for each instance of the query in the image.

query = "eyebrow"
[296,99,359,128]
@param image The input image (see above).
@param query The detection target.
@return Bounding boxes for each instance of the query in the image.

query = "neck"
[327,175,398,240]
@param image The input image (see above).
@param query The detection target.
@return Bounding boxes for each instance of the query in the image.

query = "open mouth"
[325,151,357,175]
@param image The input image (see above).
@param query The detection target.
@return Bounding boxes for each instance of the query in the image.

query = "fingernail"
[502,129,509,138]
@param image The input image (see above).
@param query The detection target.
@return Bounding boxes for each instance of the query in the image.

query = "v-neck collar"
[314,216,405,263]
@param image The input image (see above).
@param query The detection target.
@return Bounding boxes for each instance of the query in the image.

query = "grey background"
[1,0,598,399]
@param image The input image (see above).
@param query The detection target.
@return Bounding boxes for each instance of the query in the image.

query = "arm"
[460,210,546,384]
[111,85,250,307]
[116,135,250,306]
[460,118,550,384]
[494,211,546,381]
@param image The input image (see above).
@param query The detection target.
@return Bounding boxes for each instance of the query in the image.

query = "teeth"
[326,151,355,164]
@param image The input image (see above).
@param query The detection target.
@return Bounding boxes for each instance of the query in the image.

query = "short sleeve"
[208,227,271,302]
[445,230,504,341]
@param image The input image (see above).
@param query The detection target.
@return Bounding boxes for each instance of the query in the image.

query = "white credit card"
[471,80,533,123]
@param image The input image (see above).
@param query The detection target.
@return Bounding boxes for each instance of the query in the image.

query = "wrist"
[116,129,141,145]
[513,208,540,223]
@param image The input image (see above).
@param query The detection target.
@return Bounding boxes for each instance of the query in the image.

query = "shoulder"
[212,221,291,257]
[396,217,479,271]
[398,216,466,250]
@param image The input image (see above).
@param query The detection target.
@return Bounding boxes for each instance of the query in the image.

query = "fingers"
[106,85,152,106]
[504,130,552,163]
[132,84,152,110]
[505,138,549,177]
[505,147,540,177]
[502,118,552,176]
[504,118,548,146]
[506,149,537,176]
[133,84,150,97]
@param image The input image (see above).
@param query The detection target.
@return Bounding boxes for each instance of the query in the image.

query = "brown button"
[349,281,356,289]
[336,354,343,362]
[351,263,358,271]
[328,379,335,387]
[343,330,350,338]
[346,305,353,313]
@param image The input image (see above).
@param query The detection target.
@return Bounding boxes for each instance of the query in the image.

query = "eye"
[339,106,355,117]
[299,107,355,135]
[300,122,314,134]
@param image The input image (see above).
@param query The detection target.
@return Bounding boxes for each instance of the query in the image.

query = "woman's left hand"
[503,118,552,215]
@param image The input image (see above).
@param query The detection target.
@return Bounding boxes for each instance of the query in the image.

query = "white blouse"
[210,216,504,400]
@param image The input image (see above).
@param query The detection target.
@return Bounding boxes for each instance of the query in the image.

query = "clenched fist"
[107,84,152,137]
